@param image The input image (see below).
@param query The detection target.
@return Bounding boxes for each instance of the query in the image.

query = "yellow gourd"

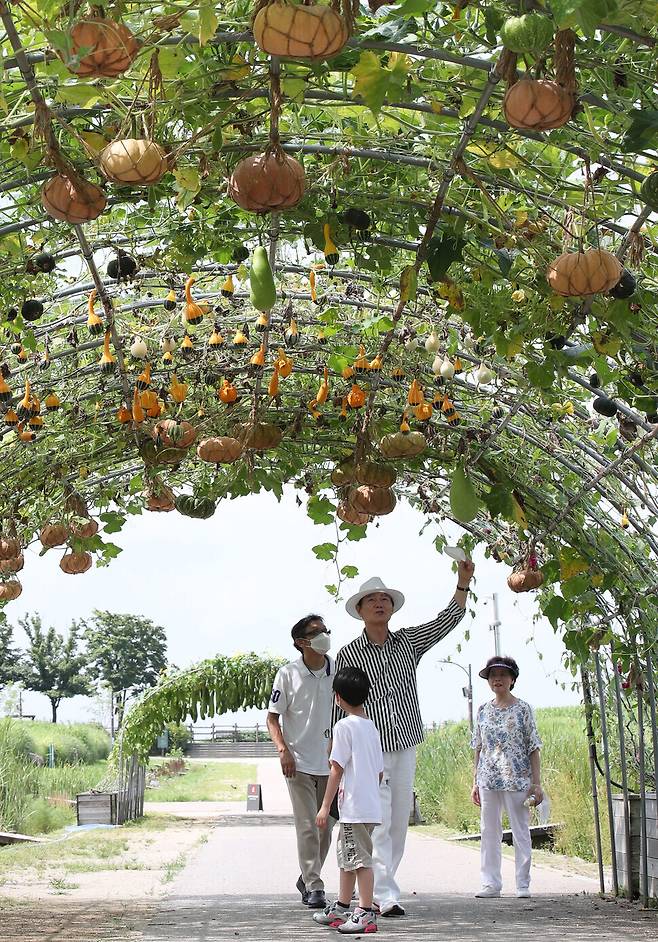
[347,383,366,409]
[169,374,188,403]
[132,387,144,423]
[87,289,104,335]
[323,223,339,265]
[316,367,329,405]
[221,274,234,298]
[407,379,424,406]
[99,332,116,374]
[233,326,248,346]
[250,345,266,368]
[183,276,203,326]
[268,365,280,397]
[218,379,238,404]
[136,362,151,390]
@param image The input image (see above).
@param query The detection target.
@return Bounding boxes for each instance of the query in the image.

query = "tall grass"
[3,719,111,765]
[416,706,609,862]
[0,718,108,835]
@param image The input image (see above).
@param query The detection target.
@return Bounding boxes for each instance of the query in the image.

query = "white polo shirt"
[269,655,334,775]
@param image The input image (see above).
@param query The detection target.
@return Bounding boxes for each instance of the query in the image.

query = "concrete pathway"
[141,759,657,940]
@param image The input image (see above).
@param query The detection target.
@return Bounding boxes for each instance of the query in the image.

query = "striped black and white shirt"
[331,598,465,753]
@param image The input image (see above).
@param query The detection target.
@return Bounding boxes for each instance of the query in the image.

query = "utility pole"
[437,659,473,731]
[491,592,501,656]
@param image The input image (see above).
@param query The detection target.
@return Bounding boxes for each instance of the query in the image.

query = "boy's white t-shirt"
[330,713,384,824]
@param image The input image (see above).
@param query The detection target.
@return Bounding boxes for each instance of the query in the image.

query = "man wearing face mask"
[267,614,336,909]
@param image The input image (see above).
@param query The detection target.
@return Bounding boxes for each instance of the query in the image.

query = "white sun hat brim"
[345,577,405,619]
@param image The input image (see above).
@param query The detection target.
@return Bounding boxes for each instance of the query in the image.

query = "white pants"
[480,788,532,892]
[372,746,416,907]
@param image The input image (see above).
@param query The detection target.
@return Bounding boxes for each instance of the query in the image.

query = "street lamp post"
[437,659,473,731]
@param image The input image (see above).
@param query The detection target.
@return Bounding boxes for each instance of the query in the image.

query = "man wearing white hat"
[332,561,475,916]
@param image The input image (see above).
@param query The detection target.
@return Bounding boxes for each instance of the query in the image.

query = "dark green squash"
[175,494,216,519]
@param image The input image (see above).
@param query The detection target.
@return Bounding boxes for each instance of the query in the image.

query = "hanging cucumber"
[249,247,277,312]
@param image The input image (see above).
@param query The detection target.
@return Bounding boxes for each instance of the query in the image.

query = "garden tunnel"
[0,0,657,904]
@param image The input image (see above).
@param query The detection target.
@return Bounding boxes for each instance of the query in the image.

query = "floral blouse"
[471,699,542,791]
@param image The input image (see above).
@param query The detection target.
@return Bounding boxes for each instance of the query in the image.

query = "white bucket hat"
[345,576,405,620]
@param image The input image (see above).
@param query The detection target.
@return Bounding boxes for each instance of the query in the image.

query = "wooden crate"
[76,791,118,826]
[612,793,658,899]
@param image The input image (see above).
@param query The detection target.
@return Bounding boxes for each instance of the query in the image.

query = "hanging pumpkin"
[40,523,70,549]
[276,349,293,378]
[503,78,573,131]
[0,579,22,601]
[70,517,99,539]
[130,336,148,358]
[132,387,145,424]
[237,421,283,450]
[146,485,176,513]
[136,362,152,390]
[331,460,356,487]
[250,344,266,368]
[347,383,366,409]
[355,461,397,488]
[197,437,243,464]
[253,1,349,60]
[284,319,300,348]
[41,173,107,224]
[507,564,544,593]
[153,419,196,449]
[379,424,427,460]
[337,501,369,526]
[316,367,330,405]
[116,404,132,424]
[407,379,424,406]
[66,15,139,77]
[175,494,217,519]
[209,327,224,347]
[353,345,369,374]
[60,551,93,575]
[547,249,623,297]
[414,401,433,421]
[218,379,238,404]
[181,334,194,357]
[0,535,21,560]
[255,312,270,332]
[349,485,396,517]
[99,139,168,186]
[44,392,60,411]
[0,554,24,574]
[229,150,305,212]
[232,326,249,346]
[222,274,235,299]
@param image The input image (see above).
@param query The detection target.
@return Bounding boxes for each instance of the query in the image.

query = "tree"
[20,615,90,723]
[0,614,22,688]
[81,611,167,728]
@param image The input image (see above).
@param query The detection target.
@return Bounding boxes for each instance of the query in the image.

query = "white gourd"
[440,356,455,380]
[431,354,443,376]
[130,336,148,358]
[425,330,440,354]
[475,362,495,385]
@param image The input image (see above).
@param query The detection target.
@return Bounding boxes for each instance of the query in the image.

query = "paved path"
[141,759,657,941]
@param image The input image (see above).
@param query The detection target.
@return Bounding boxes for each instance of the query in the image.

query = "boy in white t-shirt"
[314,666,383,935]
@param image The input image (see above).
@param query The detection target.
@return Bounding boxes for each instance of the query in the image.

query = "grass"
[415,705,608,863]
[1,718,110,765]
[145,760,256,802]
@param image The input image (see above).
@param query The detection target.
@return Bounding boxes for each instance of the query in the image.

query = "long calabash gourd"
[450,464,480,523]
[249,247,277,312]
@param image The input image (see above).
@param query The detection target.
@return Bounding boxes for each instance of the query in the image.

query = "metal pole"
[467,664,474,733]
[644,647,658,823]
[581,665,606,895]
[635,654,649,907]
[612,641,634,900]
[491,593,501,656]
[594,650,618,895]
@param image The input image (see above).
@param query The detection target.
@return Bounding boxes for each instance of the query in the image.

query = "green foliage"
[117,653,285,762]
[0,615,22,687]
[1,718,110,764]
[19,615,90,723]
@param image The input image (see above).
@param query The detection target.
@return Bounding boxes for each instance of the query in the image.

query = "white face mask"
[309,632,331,655]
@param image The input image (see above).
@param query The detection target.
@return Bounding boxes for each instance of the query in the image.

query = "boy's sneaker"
[313,901,351,927]
[337,908,377,934]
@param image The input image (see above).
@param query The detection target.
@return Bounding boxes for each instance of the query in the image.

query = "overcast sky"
[4,489,579,729]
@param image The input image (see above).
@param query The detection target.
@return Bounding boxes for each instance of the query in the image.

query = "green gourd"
[640,171,658,211]
[249,247,277,312]
[175,494,216,519]
[500,14,554,54]
[450,464,480,523]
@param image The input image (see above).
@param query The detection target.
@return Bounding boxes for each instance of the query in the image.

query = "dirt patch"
[0,899,153,942]
[0,813,209,903]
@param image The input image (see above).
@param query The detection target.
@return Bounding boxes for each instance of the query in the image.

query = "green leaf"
[312,542,337,561]
[282,78,306,105]
[620,109,658,154]
[307,495,336,525]
[199,0,218,46]
[351,51,410,116]
[99,511,127,534]
[426,233,466,282]
[325,584,338,596]
[395,0,435,15]
[340,564,359,579]
[57,83,102,107]
[339,523,368,541]
[542,594,572,629]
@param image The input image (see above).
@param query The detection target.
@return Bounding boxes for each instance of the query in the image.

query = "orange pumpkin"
[41,174,107,224]
[546,249,623,297]
[59,551,93,575]
[153,419,196,449]
[349,485,397,517]
[40,523,70,549]
[331,460,356,487]
[379,429,427,460]
[197,437,243,464]
[229,151,305,212]
[70,517,99,539]
[0,579,22,601]
[503,78,573,131]
[0,536,21,560]
[355,462,397,489]
[146,485,176,513]
[99,139,168,186]
[347,383,366,409]
[337,501,369,526]
[507,567,544,592]
[253,2,348,60]
[67,16,139,78]
[0,554,23,574]
[218,380,239,404]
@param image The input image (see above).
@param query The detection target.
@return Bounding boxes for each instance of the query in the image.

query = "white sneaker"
[517,889,531,898]
[475,886,501,898]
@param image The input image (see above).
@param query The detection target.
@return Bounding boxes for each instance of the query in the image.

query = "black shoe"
[296,874,308,905]
[306,890,327,909]
[380,903,405,917]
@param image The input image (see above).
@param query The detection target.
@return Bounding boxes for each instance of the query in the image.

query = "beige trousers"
[286,771,335,891]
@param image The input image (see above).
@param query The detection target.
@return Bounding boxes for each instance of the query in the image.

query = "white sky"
[6,489,580,728]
